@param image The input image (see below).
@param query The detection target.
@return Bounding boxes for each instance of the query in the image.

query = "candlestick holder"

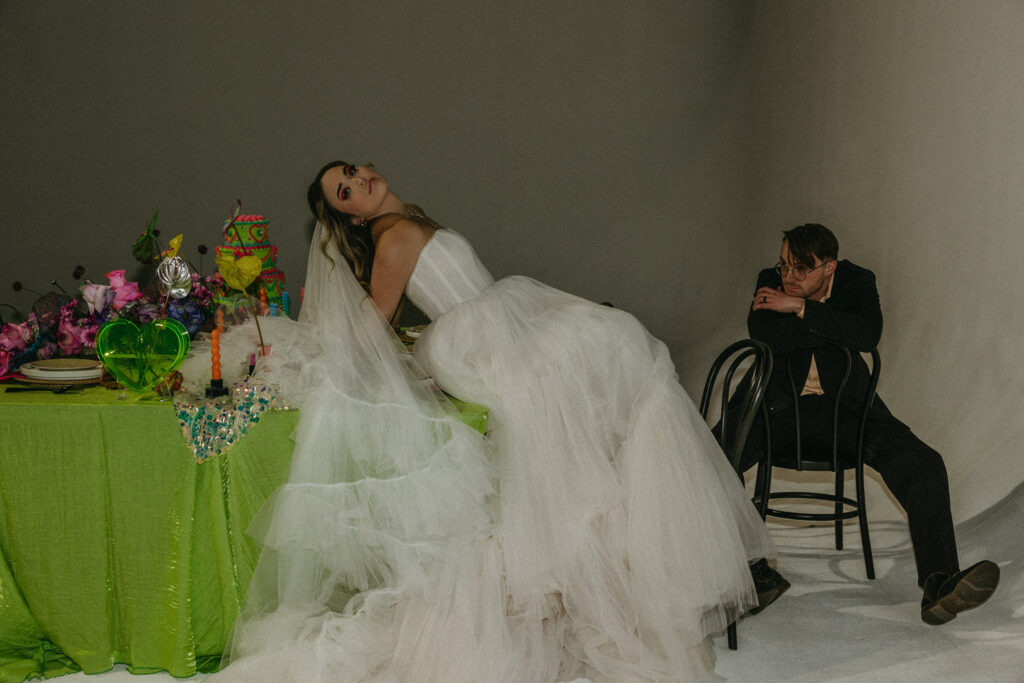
[205,378,229,398]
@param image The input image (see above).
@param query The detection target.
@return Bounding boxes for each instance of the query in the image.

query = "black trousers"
[738,395,960,587]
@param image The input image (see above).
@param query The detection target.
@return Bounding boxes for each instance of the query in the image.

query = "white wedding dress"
[210,226,774,682]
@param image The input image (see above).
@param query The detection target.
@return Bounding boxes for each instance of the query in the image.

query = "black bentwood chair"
[699,339,773,651]
[754,341,881,581]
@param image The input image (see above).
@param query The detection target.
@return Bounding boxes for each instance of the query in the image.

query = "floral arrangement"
[0,213,224,377]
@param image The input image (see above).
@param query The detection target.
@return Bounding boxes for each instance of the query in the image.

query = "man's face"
[778,239,835,301]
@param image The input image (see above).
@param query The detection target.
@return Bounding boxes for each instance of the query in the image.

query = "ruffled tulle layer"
[212,271,773,682]
[413,276,774,681]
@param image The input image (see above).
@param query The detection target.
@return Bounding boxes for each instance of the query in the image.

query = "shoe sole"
[922,561,1000,626]
[749,577,791,615]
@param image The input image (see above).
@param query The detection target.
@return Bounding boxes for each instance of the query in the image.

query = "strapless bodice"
[406,230,495,320]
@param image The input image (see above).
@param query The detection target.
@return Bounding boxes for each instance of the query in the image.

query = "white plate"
[21,365,104,381]
[23,359,103,372]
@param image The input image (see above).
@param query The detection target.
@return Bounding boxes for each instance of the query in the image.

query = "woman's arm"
[369,219,434,322]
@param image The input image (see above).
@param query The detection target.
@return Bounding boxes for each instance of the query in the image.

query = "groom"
[737,223,998,625]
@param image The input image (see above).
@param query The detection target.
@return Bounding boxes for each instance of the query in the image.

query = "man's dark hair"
[783,223,839,266]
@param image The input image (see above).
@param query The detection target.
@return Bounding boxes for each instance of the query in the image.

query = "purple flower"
[122,301,161,324]
[167,296,205,336]
[37,342,59,360]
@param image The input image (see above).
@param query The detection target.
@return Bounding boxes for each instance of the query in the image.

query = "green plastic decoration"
[95,318,191,393]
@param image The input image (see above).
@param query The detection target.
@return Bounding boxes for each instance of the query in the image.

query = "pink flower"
[105,269,142,310]
[0,349,9,376]
[59,301,77,323]
[106,269,128,288]
[78,322,98,348]
[57,321,83,356]
[37,342,59,359]
[0,320,33,353]
[81,281,113,315]
[57,312,91,356]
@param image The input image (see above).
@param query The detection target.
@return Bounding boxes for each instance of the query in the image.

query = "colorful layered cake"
[216,214,286,305]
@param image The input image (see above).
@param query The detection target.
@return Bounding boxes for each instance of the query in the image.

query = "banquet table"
[0,384,487,682]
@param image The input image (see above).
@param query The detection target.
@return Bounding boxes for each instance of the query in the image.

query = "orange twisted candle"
[216,308,225,332]
[211,328,222,381]
[259,286,269,315]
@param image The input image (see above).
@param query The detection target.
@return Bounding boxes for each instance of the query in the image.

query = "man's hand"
[751,286,805,315]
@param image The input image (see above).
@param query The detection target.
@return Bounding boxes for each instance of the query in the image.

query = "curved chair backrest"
[784,341,881,470]
[700,339,773,472]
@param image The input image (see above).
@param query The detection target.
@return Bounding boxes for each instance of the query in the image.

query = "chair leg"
[855,466,875,580]
[727,621,738,650]
[755,462,771,520]
[834,471,845,550]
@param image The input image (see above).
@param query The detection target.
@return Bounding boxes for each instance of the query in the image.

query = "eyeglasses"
[775,260,830,281]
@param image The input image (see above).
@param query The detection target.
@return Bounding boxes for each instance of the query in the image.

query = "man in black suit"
[739,223,998,625]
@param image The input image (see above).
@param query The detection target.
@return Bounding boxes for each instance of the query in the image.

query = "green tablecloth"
[0,385,487,681]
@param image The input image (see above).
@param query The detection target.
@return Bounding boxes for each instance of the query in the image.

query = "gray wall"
[742,0,1024,520]
[4,1,1023,519]
[0,0,754,380]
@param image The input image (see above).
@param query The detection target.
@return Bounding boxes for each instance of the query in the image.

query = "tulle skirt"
[211,276,773,682]
[415,276,773,681]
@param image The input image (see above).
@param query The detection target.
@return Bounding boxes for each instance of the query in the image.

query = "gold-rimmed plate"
[20,363,104,381]
[23,359,103,372]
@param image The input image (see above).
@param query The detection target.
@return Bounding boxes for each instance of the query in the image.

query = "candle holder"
[205,378,229,399]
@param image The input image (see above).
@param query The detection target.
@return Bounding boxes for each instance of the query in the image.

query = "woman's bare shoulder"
[372,218,436,266]
[374,217,435,247]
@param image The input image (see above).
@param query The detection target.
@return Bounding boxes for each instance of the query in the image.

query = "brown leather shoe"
[921,560,1000,625]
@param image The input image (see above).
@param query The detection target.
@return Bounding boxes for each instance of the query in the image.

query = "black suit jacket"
[747,260,887,417]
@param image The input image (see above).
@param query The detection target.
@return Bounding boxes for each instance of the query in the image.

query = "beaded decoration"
[175,375,292,462]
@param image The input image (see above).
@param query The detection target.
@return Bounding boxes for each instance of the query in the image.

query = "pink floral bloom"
[57,322,83,356]
[78,322,99,348]
[60,301,77,323]
[0,349,9,376]
[37,342,59,359]
[81,281,113,315]
[106,269,128,288]
[105,269,142,310]
[0,320,34,353]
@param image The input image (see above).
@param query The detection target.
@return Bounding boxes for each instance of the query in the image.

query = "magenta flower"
[57,320,84,356]
[78,322,98,348]
[105,269,142,310]
[59,301,77,323]
[0,320,34,353]
[0,349,10,376]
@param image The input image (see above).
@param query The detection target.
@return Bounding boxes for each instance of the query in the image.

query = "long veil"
[215,222,501,681]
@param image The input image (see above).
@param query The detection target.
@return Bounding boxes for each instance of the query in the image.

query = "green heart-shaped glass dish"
[95,318,191,393]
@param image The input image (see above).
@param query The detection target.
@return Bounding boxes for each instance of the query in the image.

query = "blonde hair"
[307,161,442,293]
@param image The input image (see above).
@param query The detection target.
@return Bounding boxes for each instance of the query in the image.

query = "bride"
[210,162,778,682]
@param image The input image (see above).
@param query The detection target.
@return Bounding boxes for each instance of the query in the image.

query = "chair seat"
[768,458,844,472]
